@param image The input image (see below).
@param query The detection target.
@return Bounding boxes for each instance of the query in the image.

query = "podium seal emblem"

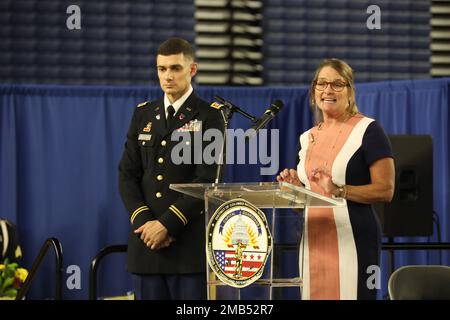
[206,199,272,288]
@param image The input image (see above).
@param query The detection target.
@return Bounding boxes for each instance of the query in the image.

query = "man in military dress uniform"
[119,38,224,299]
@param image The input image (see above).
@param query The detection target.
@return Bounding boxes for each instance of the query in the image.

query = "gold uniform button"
[157,175,163,181]
[161,140,167,146]
[158,157,164,164]
[156,192,162,198]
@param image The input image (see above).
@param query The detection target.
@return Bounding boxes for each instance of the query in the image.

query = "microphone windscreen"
[265,100,284,114]
[271,100,284,111]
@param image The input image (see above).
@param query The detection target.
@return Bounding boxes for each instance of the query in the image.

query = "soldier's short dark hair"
[157,38,195,61]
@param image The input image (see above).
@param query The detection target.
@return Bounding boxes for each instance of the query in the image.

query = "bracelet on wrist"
[336,184,347,198]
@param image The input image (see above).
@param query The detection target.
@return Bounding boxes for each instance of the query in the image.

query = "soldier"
[119,38,224,300]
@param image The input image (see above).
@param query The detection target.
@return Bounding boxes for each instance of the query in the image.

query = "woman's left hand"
[309,167,338,195]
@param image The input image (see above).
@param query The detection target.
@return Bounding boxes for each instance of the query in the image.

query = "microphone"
[214,95,239,110]
[213,96,258,122]
[246,100,284,139]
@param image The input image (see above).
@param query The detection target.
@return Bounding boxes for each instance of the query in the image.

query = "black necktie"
[166,105,175,127]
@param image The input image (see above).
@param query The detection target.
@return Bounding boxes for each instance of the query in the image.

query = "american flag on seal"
[214,249,264,278]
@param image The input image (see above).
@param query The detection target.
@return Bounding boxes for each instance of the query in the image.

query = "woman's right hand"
[276,168,301,186]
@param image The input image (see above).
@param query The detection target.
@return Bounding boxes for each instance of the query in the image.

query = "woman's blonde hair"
[309,58,359,124]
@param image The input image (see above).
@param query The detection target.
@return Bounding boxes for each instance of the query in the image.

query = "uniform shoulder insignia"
[137,101,150,108]
[210,102,223,110]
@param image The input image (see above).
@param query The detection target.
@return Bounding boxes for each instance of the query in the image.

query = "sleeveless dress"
[297,115,392,300]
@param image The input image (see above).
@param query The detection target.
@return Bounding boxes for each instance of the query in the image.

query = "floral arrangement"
[0,259,28,298]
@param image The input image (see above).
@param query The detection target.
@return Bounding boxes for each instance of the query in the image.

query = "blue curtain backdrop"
[1,79,449,299]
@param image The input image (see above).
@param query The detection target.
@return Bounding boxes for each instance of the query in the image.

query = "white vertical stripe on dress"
[331,117,374,299]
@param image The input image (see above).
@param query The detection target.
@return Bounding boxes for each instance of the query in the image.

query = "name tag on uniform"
[138,134,152,141]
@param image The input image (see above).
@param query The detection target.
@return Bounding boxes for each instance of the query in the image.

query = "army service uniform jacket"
[119,92,224,274]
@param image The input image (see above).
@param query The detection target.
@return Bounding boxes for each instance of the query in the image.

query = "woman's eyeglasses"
[314,80,349,92]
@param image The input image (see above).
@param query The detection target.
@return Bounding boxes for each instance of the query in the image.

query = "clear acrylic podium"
[170,182,345,300]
